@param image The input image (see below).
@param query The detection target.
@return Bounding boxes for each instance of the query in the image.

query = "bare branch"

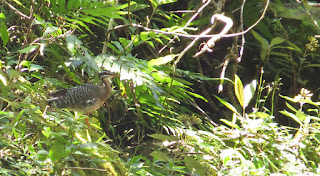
[193,14,233,58]
[3,0,31,19]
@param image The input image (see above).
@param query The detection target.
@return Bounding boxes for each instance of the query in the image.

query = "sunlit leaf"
[220,119,240,129]
[140,31,149,41]
[29,64,44,72]
[248,112,270,118]
[18,45,38,53]
[280,94,300,103]
[285,102,298,113]
[279,110,302,126]
[234,75,244,107]
[150,151,170,161]
[49,140,66,161]
[184,156,207,175]
[186,91,207,102]
[0,71,7,86]
[148,54,177,66]
[150,0,178,8]
[243,79,257,108]
[0,13,9,46]
[213,95,240,116]
[37,150,49,161]
[149,133,176,141]
[295,110,307,122]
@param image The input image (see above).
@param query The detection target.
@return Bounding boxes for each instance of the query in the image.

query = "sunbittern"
[47,70,118,126]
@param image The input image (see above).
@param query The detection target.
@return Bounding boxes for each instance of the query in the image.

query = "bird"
[47,70,118,126]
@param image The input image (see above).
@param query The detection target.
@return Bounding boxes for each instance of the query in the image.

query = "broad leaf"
[234,75,244,107]
[150,151,170,161]
[18,45,38,53]
[149,133,176,141]
[270,37,286,48]
[214,95,240,116]
[148,54,177,66]
[49,140,67,161]
[220,119,240,129]
[251,30,269,61]
[243,80,257,108]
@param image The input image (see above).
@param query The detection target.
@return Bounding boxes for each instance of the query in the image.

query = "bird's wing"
[47,85,104,111]
[48,89,68,98]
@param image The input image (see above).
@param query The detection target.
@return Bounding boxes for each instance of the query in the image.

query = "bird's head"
[98,70,119,79]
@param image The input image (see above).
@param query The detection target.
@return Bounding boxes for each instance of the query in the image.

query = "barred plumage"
[47,71,117,114]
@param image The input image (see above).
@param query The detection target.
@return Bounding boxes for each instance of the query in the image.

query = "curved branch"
[109,0,269,40]
[193,14,233,58]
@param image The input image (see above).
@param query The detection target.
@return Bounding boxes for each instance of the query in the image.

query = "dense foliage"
[1,0,320,175]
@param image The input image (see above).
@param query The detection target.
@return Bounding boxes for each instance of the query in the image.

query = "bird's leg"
[85,113,91,129]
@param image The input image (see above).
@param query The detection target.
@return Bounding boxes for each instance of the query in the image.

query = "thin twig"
[157,1,212,132]
[110,0,269,40]
[159,0,212,53]
[108,0,268,41]
[3,0,31,19]
[174,26,213,66]
[237,0,246,63]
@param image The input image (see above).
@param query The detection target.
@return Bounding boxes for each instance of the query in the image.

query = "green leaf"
[280,94,299,103]
[270,37,286,48]
[213,95,240,116]
[248,112,270,118]
[49,140,67,161]
[243,79,257,108]
[0,13,9,46]
[234,75,244,107]
[302,64,320,70]
[286,41,303,54]
[186,91,207,102]
[150,0,178,8]
[67,0,76,10]
[149,134,176,141]
[18,45,38,53]
[64,16,92,33]
[58,0,66,12]
[220,119,240,129]
[184,156,207,176]
[270,51,290,57]
[140,31,149,41]
[0,71,8,86]
[29,64,44,72]
[37,150,49,161]
[42,127,51,138]
[81,7,124,19]
[251,30,269,46]
[148,54,177,66]
[285,102,298,113]
[150,151,170,161]
[279,110,302,126]
[146,41,155,49]
[50,0,59,13]
[251,30,269,61]
[295,110,307,121]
